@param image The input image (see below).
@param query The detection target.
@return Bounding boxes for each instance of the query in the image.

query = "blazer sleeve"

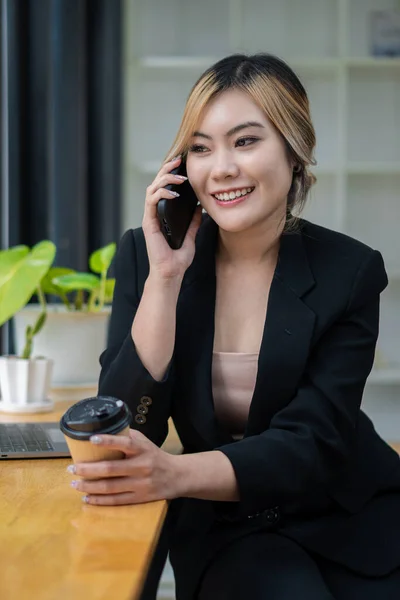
[97,229,174,446]
[215,249,389,519]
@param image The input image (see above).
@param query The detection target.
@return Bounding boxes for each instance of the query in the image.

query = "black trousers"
[196,532,400,600]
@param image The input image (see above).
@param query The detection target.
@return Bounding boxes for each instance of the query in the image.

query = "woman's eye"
[236,137,259,147]
[189,144,208,153]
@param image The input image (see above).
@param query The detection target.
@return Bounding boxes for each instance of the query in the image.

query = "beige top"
[212,352,259,440]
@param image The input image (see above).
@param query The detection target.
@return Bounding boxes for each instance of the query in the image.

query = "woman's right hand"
[142,156,203,282]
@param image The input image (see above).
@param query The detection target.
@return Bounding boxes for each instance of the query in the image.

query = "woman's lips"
[213,189,254,207]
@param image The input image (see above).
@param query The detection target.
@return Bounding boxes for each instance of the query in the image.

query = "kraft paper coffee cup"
[60,396,132,469]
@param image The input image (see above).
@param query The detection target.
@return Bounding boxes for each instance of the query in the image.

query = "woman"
[68,54,400,599]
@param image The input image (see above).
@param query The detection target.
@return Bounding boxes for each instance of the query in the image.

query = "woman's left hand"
[67,429,180,506]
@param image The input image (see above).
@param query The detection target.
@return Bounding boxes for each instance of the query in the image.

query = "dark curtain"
[0,0,122,353]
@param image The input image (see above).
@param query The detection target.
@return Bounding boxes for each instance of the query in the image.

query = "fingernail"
[171,155,181,161]
[67,465,76,474]
[90,435,102,444]
[169,190,180,197]
[70,480,79,488]
[174,175,187,181]
[82,495,89,503]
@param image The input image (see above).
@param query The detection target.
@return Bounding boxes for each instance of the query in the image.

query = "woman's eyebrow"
[192,121,265,140]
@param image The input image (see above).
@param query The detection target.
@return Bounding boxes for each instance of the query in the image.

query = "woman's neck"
[217,215,285,266]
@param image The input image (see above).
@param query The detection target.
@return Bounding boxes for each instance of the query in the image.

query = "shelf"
[368,368,400,385]
[124,0,400,414]
[347,163,400,174]
[347,69,400,164]
[242,0,338,59]
[130,0,231,59]
[136,56,400,72]
[290,59,339,71]
[137,56,222,70]
[348,0,400,60]
[137,56,342,72]
[345,58,400,69]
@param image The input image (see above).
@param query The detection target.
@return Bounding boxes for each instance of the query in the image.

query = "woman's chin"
[205,201,287,235]
[210,212,258,234]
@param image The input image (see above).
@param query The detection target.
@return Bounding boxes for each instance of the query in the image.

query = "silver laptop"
[0,422,71,459]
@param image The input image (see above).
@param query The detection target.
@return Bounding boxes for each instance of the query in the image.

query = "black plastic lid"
[59,396,132,441]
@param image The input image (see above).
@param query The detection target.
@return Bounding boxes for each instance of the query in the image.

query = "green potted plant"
[13,243,116,400]
[0,241,56,412]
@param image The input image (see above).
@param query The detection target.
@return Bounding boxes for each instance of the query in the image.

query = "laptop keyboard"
[0,424,54,453]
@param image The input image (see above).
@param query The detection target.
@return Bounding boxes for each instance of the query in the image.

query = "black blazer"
[98,215,400,599]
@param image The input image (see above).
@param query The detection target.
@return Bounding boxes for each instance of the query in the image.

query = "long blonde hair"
[165,53,317,231]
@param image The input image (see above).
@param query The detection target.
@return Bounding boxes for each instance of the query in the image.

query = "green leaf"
[41,267,75,295]
[52,273,100,292]
[0,246,30,288]
[0,241,56,327]
[89,243,116,275]
[104,278,115,304]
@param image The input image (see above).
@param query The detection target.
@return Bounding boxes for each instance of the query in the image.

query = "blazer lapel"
[245,227,316,436]
[176,216,317,446]
[176,216,233,448]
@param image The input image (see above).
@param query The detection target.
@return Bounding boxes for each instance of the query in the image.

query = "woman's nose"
[210,152,240,181]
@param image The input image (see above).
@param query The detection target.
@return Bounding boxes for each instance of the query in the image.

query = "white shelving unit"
[123,0,400,442]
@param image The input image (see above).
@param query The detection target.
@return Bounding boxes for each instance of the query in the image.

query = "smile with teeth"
[214,187,255,201]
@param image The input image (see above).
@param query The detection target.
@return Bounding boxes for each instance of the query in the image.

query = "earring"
[293,164,301,173]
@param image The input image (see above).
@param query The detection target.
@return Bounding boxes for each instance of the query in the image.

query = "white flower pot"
[0,356,54,412]
[13,305,111,389]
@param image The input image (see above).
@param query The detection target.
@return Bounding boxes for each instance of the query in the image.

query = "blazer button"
[264,507,280,524]
[134,414,147,425]
[137,404,148,415]
[140,396,152,407]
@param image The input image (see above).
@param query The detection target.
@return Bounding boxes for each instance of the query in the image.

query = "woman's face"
[185,89,295,234]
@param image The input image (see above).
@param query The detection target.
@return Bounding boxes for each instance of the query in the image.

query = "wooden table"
[1,402,398,600]
[0,401,168,600]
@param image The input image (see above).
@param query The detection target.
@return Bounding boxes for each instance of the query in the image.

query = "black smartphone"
[157,161,199,250]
